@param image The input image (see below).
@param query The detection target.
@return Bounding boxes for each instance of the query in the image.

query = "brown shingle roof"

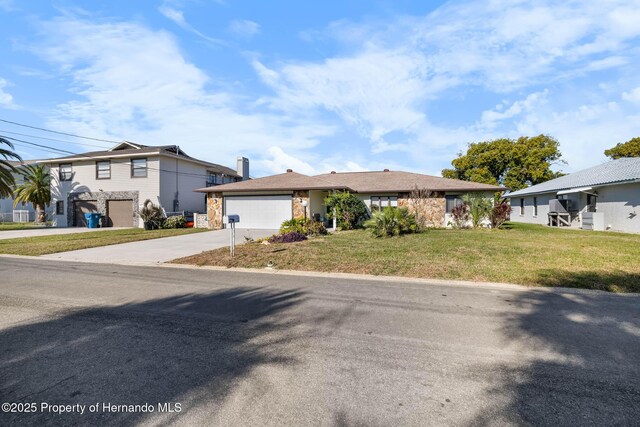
[316,171,505,192]
[196,170,505,193]
[195,171,351,193]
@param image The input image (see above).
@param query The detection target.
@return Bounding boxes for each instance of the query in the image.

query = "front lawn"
[0,228,206,256]
[0,222,49,231]
[173,223,640,293]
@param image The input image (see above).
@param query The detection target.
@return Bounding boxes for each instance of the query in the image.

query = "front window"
[533,197,538,216]
[520,198,524,215]
[59,163,72,181]
[370,196,398,211]
[96,160,111,179]
[131,158,147,178]
[445,195,463,213]
[56,200,64,215]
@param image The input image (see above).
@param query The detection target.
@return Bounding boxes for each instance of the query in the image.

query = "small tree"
[462,193,492,228]
[450,203,470,229]
[324,191,369,230]
[490,200,512,229]
[13,164,51,223]
[407,186,435,230]
[0,136,21,198]
[138,199,164,229]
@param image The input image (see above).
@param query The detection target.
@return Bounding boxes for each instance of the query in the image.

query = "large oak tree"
[604,137,640,159]
[442,135,564,192]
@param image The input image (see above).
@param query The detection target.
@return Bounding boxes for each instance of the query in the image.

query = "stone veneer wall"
[207,192,224,229]
[67,191,139,227]
[398,192,446,227]
[292,190,310,220]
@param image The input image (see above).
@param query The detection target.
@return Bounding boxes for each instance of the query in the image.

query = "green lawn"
[0,222,49,231]
[173,223,640,293]
[0,228,206,256]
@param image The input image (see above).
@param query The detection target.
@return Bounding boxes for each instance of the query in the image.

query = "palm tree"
[0,136,21,197]
[13,164,51,223]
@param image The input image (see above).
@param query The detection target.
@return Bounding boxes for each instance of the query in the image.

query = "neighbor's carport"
[224,195,292,229]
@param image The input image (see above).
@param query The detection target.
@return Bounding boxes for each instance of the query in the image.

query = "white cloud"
[158,5,225,45]
[622,87,640,104]
[228,20,260,38]
[0,78,16,109]
[480,90,549,129]
[253,0,640,169]
[33,17,337,175]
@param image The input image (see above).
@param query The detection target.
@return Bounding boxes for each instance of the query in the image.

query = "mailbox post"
[223,214,240,256]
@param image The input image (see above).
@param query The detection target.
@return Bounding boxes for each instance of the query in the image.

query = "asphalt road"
[0,258,638,426]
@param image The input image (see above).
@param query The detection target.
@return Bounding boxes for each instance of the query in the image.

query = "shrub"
[364,206,417,237]
[450,203,470,229]
[490,201,512,229]
[279,218,328,236]
[305,220,328,236]
[138,199,164,229]
[268,232,308,243]
[324,191,369,230]
[162,215,185,229]
[462,193,493,228]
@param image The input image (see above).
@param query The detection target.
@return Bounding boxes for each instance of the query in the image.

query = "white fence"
[0,210,36,223]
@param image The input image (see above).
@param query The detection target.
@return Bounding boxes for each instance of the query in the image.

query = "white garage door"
[224,195,292,229]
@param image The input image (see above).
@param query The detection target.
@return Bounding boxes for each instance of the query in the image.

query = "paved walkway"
[40,228,276,264]
[0,226,128,240]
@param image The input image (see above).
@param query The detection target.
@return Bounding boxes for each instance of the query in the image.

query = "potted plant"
[138,199,163,230]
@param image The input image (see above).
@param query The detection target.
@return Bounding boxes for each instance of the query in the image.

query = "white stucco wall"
[595,182,640,233]
[508,182,640,233]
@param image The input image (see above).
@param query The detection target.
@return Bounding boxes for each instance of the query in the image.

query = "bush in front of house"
[268,231,308,243]
[462,193,493,228]
[364,206,417,237]
[490,200,511,229]
[138,199,164,230]
[280,218,328,236]
[324,191,369,230]
[162,215,185,229]
[450,202,470,229]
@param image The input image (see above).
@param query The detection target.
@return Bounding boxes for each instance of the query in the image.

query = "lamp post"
[301,199,308,221]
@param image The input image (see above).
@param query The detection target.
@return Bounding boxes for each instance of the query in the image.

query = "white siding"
[50,157,160,227]
[158,157,210,214]
[509,193,555,226]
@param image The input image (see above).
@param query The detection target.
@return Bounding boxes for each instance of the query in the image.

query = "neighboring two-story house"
[42,141,246,227]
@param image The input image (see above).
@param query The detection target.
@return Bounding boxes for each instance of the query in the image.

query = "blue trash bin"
[84,212,100,228]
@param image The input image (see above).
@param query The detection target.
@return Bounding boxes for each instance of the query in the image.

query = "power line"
[0,118,122,144]
[4,135,235,180]
[0,129,112,150]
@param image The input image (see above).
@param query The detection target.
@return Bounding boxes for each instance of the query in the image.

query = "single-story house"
[506,157,640,233]
[40,141,247,227]
[195,169,504,229]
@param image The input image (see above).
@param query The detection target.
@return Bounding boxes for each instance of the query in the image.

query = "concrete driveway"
[0,226,129,240]
[40,228,276,264]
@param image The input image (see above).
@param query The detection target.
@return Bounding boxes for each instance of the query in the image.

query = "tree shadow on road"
[468,282,640,425]
[0,286,344,425]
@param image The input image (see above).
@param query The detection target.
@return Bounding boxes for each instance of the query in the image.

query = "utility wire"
[0,129,112,150]
[4,135,235,180]
[0,118,122,144]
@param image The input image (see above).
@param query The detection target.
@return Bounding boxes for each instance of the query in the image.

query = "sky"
[0,0,639,178]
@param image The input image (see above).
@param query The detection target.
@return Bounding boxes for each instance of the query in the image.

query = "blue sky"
[1,0,639,177]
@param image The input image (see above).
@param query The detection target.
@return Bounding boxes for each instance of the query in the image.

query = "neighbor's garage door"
[107,200,133,227]
[73,200,98,227]
[224,195,292,229]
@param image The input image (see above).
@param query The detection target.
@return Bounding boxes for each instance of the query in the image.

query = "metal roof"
[506,157,640,197]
